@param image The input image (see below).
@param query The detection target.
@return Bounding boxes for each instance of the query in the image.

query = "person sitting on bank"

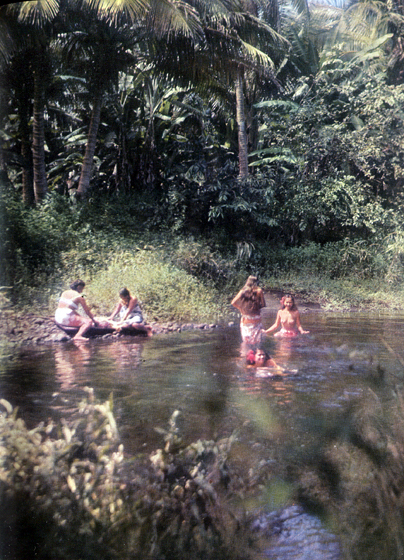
[55,279,98,341]
[108,288,153,336]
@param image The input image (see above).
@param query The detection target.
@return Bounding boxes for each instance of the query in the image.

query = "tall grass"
[5,191,404,317]
[63,249,227,323]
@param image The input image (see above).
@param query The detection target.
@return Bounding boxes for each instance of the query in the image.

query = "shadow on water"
[2,311,404,559]
[2,312,404,451]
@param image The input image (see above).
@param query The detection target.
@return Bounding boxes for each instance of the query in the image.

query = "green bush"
[0,395,251,560]
[0,191,80,292]
[82,249,227,322]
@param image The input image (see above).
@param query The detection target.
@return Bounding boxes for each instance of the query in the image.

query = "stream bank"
[0,289,322,347]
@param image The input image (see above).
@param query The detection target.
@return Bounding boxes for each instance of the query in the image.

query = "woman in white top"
[55,279,98,341]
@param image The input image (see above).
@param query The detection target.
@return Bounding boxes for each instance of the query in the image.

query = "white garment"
[55,307,77,326]
[118,303,143,324]
[59,297,79,310]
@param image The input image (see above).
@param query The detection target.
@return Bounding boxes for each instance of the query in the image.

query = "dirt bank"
[0,290,322,347]
[0,311,226,346]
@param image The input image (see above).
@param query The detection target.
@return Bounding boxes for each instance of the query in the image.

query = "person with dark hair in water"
[246,347,283,370]
[55,279,98,341]
[231,276,266,345]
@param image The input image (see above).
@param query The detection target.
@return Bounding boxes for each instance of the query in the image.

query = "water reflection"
[1,312,404,452]
[54,342,91,390]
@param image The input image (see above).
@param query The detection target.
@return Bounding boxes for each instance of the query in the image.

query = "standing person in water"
[108,288,153,336]
[55,279,98,341]
[231,276,266,345]
[265,294,309,338]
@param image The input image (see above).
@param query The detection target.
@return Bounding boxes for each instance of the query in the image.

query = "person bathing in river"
[246,347,284,371]
[265,294,309,338]
[108,288,153,336]
[55,279,99,341]
[231,276,266,345]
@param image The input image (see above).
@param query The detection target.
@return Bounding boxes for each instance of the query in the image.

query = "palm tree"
[69,0,204,197]
[149,0,290,178]
[63,13,145,197]
[0,49,35,205]
[0,1,60,204]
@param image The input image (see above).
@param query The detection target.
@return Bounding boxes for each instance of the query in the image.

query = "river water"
[1,310,403,450]
[1,309,404,558]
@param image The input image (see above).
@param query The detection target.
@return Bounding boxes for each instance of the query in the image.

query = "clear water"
[1,311,404,459]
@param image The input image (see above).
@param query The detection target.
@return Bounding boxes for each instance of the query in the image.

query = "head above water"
[254,347,270,363]
[246,346,270,365]
[70,279,85,291]
[281,294,297,311]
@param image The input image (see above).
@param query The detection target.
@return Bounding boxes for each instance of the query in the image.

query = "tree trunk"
[21,138,34,206]
[77,93,103,197]
[246,99,258,160]
[235,70,249,178]
[20,102,34,206]
[32,67,48,204]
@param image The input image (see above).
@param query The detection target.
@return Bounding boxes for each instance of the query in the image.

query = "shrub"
[83,249,227,323]
[0,395,252,560]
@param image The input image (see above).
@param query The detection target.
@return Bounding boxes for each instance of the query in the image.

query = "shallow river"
[1,310,404,558]
[1,310,404,451]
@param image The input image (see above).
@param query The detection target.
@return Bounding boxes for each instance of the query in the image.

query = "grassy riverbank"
[3,237,404,322]
[263,274,401,312]
[3,192,404,319]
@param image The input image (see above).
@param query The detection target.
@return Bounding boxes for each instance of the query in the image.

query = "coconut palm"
[149,0,290,177]
[66,0,206,197]
[62,17,143,197]
[0,0,60,204]
[0,49,35,205]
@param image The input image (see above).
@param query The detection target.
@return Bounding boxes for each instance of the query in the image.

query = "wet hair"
[280,294,297,311]
[119,287,131,299]
[240,275,262,313]
[244,275,259,289]
[70,279,85,291]
[246,346,271,365]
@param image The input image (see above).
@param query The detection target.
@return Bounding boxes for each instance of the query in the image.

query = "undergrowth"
[0,393,254,560]
[4,191,404,318]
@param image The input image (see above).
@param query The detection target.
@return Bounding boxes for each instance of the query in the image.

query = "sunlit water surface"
[3,311,404,559]
[1,311,404,460]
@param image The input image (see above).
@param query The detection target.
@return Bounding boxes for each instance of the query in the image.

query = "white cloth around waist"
[55,307,78,326]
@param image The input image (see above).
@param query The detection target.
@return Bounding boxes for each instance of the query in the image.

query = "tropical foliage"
[2,0,404,304]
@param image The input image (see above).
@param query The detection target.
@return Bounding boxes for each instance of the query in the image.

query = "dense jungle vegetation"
[4,4,404,560]
[1,0,404,314]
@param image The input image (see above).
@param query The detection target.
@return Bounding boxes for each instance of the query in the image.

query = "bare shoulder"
[69,289,84,301]
[62,289,76,298]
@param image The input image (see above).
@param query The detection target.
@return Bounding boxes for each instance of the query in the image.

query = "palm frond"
[290,0,310,18]
[94,0,149,23]
[12,0,60,27]
[147,0,205,42]
[254,99,299,110]
[191,0,245,27]
[240,39,276,68]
